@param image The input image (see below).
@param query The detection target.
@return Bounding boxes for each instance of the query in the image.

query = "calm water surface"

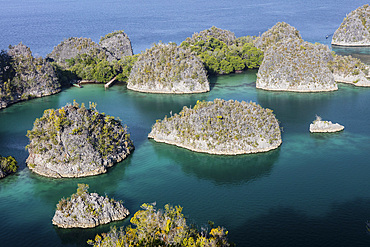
[1,1,370,246]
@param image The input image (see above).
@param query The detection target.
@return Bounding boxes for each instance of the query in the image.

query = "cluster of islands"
[1,3,369,246]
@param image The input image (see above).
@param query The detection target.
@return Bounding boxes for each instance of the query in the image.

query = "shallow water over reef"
[1,71,370,246]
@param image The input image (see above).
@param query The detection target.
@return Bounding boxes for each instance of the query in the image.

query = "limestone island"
[148,99,282,155]
[26,101,134,178]
[47,30,133,68]
[254,21,302,51]
[52,184,129,228]
[328,53,370,86]
[0,43,61,109]
[256,38,337,92]
[332,4,370,47]
[127,43,209,94]
[309,116,344,133]
[0,155,18,179]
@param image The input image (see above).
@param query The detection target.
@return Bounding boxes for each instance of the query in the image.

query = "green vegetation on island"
[88,203,232,247]
[47,30,135,84]
[149,98,282,155]
[181,26,263,74]
[26,101,134,178]
[53,184,130,228]
[0,155,18,179]
[332,4,370,46]
[0,43,61,109]
[127,42,209,93]
[327,53,370,86]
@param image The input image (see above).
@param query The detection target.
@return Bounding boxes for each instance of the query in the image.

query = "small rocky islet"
[52,184,129,228]
[0,155,18,179]
[149,99,282,155]
[332,4,370,47]
[26,101,134,178]
[309,116,344,133]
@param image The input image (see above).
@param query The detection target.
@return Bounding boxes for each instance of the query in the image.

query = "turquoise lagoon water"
[2,0,370,246]
[1,72,370,246]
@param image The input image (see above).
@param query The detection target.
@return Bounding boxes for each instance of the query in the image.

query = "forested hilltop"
[88,203,232,247]
[149,99,282,155]
[0,43,61,109]
[26,101,134,178]
[181,26,263,75]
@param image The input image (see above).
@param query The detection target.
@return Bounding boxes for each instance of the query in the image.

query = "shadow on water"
[28,155,133,206]
[256,89,337,133]
[230,197,370,247]
[151,141,281,186]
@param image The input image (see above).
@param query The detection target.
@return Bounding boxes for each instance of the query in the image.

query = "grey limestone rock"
[26,102,134,178]
[332,4,370,46]
[0,43,61,109]
[99,30,133,60]
[47,37,114,67]
[327,54,370,86]
[127,43,209,94]
[309,116,344,133]
[149,99,282,155]
[256,39,338,92]
[0,155,18,179]
[254,22,302,51]
[52,184,129,228]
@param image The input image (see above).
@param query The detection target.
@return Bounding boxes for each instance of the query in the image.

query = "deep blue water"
[1,1,370,247]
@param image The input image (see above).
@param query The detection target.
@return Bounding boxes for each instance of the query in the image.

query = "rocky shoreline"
[149,99,282,155]
[309,116,344,133]
[26,102,134,178]
[52,184,129,228]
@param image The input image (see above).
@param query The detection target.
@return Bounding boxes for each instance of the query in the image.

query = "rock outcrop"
[52,184,129,228]
[183,26,236,46]
[332,4,370,46]
[127,43,209,94]
[99,30,133,60]
[256,39,338,92]
[309,116,344,133]
[0,155,18,179]
[47,30,133,67]
[148,99,282,155]
[254,22,302,51]
[26,101,134,178]
[327,53,370,86]
[47,37,114,67]
[0,43,61,109]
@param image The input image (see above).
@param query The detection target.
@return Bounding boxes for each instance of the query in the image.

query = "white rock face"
[127,43,209,94]
[52,187,129,229]
[149,99,282,155]
[256,39,337,92]
[309,117,344,133]
[332,4,370,47]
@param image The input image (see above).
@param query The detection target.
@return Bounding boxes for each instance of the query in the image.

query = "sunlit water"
[1,0,370,246]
